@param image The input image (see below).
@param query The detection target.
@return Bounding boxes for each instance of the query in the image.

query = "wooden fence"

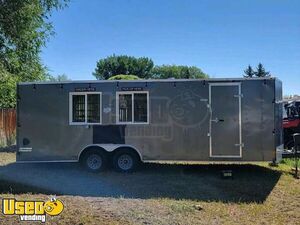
[0,109,16,146]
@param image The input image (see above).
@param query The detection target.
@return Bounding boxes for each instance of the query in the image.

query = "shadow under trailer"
[16,78,283,172]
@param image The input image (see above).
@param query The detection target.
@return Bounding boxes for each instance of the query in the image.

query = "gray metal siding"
[274,79,283,149]
[16,78,281,162]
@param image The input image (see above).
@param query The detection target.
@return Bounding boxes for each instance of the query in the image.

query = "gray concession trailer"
[16,78,283,172]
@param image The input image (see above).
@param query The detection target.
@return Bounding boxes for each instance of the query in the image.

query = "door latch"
[211,118,224,123]
[234,94,243,98]
[234,143,244,147]
[211,118,219,123]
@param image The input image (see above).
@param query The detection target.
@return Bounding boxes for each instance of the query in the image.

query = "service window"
[117,91,149,124]
[70,92,102,125]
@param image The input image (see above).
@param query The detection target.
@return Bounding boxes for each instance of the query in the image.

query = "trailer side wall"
[16,78,281,162]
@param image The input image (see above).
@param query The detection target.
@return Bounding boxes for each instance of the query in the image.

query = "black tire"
[81,150,108,172]
[113,149,140,172]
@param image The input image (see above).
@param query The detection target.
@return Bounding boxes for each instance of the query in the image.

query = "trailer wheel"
[113,149,140,172]
[81,150,107,172]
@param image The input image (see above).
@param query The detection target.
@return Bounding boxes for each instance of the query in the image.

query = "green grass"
[281,158,300,168]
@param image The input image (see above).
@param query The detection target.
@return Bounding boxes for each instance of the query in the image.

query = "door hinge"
[234,143,244,147]
[234,94,243,98]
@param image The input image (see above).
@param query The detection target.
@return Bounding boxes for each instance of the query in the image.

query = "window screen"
[119,94,132,122]
[87,94,100,123]
[72,95,85,122]
[134,93,147,122]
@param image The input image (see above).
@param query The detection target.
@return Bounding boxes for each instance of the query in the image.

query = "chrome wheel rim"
[87,154,102,170]
[118,154,133,171]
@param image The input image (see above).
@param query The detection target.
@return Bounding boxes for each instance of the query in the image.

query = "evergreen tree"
[255,63,270,77]
[243,65,255,78]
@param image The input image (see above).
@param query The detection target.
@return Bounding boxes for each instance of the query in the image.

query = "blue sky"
[41,0,300,95]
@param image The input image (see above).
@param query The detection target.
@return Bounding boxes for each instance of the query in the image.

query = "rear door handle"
[211,118,225,123]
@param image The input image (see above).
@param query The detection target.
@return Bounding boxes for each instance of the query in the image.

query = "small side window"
[134,93,148,123]
[119,94,132,122]
[70,92,102,125]
[117,92,149,124]
[72,95,85,122]
[87,94,101,123]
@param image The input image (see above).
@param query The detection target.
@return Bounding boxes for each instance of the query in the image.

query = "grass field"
[0,153,299,225]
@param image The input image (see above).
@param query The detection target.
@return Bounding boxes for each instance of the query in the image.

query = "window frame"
[69,92,102,125]
[116,91,149,125]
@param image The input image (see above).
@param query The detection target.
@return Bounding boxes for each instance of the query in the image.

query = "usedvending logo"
[2,197,64,223]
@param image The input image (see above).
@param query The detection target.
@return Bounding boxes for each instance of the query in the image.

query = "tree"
[0,0,69,80]
[108,74,140,80]
[187,66,208,79]
[93,55,154,80]
[0,0,69,107]
[93,55,209,80]
[0,63,18,108]
[151,65,208,79]
[243,65,255,78]
[48,74,71,82]
[255,63,270,77]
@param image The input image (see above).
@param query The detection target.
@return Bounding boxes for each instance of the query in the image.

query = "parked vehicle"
[283,101,300,149]
[16,78,283,172]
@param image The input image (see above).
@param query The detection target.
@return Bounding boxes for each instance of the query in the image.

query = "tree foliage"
[93,55,208,80]
[243,63,271,78]
[0,0,68,80]
[255,63,270,77]
[48,74,71,81]
[108,74,140,80]
[243,65,255,78]
[0,0,68,108]
[152,65,208,79]
[0,63,18,108]
[93,55,154,80]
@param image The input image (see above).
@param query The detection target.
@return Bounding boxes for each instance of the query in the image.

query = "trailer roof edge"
[18,77,280,85]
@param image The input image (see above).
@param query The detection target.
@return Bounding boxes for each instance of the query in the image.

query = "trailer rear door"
[209,83,242,158]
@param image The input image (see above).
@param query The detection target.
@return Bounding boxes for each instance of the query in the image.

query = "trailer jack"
[283,134,300,179]
[293,134,300,179]
[294,158,299,179]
